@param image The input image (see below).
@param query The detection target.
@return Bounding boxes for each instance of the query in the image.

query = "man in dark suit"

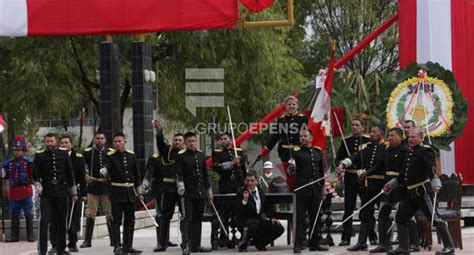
[236,170,284,252]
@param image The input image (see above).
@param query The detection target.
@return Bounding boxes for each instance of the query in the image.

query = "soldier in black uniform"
[141,121,184,252]
[258,96,308,191]
[402,120,416,146]
[335,118,373,246]
[103,132,143,254]
[336,125,387,251]
[368,128,408,253]
[212,132,247,248]
[80,131,114,248]
[289,129,328,253]
[33,133,77,255]
[49,135,87,253]
[149,120,183,251]
[385,129,454,255]
[176,132,212,255]
[236,171,284,252]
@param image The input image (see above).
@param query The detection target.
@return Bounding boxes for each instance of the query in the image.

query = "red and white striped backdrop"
[399,0,474,183]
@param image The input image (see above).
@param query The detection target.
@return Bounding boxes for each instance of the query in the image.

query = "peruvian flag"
[307,47,336,150]
[0,114,5,133]
[398,0,474,183]
[0,0,238,36]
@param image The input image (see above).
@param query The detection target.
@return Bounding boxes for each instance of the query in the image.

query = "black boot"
[122,223,142,254]
[107,220,115,247]
[388,223,411,255]
[347,222,368,251]
[435,221,455,255]
[80,218,94,248]
[7,218,19,242]
[111,222,122,254]
[339,231,351,246]
[370,218,391,253]
[26,215,35,242]
[154,220,168,252]
[408,220,420,252]
[238,227,249,252]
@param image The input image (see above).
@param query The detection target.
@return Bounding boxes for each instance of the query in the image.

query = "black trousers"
[50,199,82,247]
[342,180,378,242]
[295,194,322,248]
[111,201,136,249]
[155,191,181,246]
[238,218,284,248]
[182,197,205,249]
[38,194,68,253]
[357,188,380,244]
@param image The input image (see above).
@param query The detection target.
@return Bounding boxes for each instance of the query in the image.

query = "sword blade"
[68,201,76,230]
[431,192,438,228]
[309,199,324,240]
[140,198,159,227]
[211,202,229,237]
[335,190,384,229]
[80,201,85,237]
[293,176,325,192]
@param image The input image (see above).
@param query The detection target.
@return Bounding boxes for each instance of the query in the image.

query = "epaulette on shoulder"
[214,149,222,152]
[292,146,301,151]
[313,146,322,151]
[76,153,83,158]
[152,152,160,158]
[107,149,117,156]
[363,134,370,138]
[36,148,45,154]
[58,147,67,151]
[235,148,242,151]
[126,149,135,154]
[108,148,115,151]
[297,113,305,117]
[344,135,353,139]
[84,147,92,152]
[178,149,187,154]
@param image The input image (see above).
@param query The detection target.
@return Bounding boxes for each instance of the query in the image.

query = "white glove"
[341,158,352,168]
[221,161,232,170]
[177,181,185,196]
[138,180,149,195]
[99,167,107,177]
[34,182,43,195]
[1,167,6,178]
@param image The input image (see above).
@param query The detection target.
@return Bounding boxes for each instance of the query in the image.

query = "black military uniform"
[176,148,211,253]
[368,144,408,252]
[262,113,308,191]
[291,145,326,252]
[81,145,114,248]
[105,149,142,254]
[212,147,247,247]
[33,147,76,255]
[344,140,387,251]
[151,129,180,251]
[144,151,180,251]
[50,150,87,252]
[336,135,372,245]
[388,144,454,255]
[235,186,284,251]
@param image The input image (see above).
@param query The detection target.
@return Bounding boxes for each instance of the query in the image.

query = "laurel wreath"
[389,62,468,152]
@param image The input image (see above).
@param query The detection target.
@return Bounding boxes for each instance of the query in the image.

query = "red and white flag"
[0,0,238,36]
[307,46,336,150]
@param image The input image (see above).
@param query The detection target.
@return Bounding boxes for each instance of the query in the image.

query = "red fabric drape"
[398,0,417,68]
[27,0,238,35]
[451,0,474,184]
[240,0,275,13]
